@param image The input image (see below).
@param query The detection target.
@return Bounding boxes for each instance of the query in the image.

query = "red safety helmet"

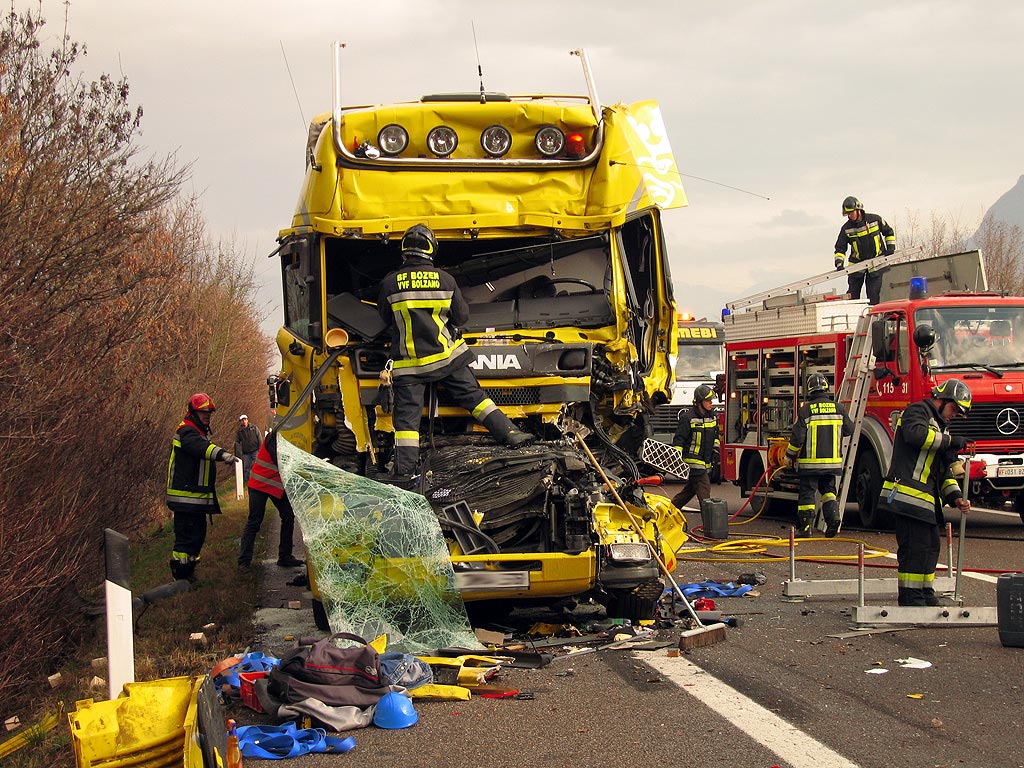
[188,393,217,413]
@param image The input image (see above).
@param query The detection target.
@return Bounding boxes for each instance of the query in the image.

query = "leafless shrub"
[0,9,272,713]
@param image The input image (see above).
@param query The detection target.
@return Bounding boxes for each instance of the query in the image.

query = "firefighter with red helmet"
[784,373,854,538]
[165,393,238,581]
[833,196,896,305]
[879,379,973,606]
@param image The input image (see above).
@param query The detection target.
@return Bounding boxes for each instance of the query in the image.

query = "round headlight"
[480,125,512,157]
[534,125,565,157]
[427,125,458,157]
[377,124,408,156]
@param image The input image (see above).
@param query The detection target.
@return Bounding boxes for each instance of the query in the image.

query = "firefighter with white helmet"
[784,373,854,538]
[879,378,973,606]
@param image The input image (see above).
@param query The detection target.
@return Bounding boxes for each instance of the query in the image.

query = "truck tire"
[854,449,892,529]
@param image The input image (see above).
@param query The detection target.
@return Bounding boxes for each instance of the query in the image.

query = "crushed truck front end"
[273,47,690,623]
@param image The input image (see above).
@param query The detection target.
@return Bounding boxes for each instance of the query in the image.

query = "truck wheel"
[605,580,664,622]
[312,598,331,632]
[854,449,891,529]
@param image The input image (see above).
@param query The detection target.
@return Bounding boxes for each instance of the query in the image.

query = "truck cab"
[271,45,691,625]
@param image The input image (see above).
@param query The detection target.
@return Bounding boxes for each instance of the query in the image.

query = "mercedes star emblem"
[996,407,1021,435]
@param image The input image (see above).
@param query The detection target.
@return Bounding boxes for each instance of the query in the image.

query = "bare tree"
[974,216,1024,295]
[0,9,272,714]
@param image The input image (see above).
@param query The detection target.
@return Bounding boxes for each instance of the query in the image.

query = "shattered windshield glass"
[277,435,481,652]
[916,304,1024,368]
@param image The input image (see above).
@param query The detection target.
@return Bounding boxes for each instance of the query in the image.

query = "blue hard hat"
[373,691,418,729]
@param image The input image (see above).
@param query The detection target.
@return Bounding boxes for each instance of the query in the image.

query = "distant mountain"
[979,175,1024,232]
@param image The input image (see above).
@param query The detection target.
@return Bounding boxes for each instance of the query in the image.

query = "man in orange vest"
[237,431,304,569]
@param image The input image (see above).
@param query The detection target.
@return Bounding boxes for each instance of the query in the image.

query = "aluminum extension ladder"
[834,311,875,532]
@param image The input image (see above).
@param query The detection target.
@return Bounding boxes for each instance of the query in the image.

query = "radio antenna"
[471,21,486,104]
[280,40,308,137]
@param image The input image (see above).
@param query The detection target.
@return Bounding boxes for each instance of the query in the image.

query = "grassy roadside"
[4,484,259,768]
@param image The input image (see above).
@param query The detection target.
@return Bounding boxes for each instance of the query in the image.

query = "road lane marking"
[636,651,861,768]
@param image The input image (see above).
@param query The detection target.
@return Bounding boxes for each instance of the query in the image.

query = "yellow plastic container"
[68,675,205,768]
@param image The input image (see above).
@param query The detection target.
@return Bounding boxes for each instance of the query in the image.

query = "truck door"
[617,212,671,374]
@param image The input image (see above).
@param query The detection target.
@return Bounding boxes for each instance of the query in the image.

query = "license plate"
[453,570,530,591]
[997,465,1024,477]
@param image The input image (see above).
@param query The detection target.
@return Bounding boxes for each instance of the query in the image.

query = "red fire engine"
[719,250,1024,527]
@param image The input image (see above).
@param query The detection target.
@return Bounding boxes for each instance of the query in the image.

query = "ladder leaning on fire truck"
[833,311,875,533]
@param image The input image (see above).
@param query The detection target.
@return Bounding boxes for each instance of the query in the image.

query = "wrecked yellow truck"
[270,44,690,624]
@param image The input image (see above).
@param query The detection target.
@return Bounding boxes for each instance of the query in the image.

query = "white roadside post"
[103,528,135,699]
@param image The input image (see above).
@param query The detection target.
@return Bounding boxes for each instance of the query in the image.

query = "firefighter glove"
[949,435,968,453]
[885,246,896,256]
[834,257,845,271]
[221,451,238,463]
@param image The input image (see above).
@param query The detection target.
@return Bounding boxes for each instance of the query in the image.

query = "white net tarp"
[278,435,480,652]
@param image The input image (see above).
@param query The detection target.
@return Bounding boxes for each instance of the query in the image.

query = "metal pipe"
[857,543,865,608]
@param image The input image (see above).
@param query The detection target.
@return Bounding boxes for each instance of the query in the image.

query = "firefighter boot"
[923,586,943,606]
[169,554,198,583]
[482,410,536,448]
[824,514,841,539]
[796,512,814,539]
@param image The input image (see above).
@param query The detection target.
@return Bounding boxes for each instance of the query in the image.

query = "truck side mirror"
[913,324,936,352]
[714,372,726,400]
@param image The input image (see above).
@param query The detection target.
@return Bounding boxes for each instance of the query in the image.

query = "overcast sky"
[39,0,1024,328]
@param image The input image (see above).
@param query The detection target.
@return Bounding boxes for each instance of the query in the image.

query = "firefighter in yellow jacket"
[784,374,854,538]
[670,384,721,512]
[377,225,534,486]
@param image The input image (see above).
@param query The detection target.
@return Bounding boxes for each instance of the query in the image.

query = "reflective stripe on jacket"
[834,212,896,266]
[879,399,963,523]
[786,394,854,474]
[248,436,284,499]
[165,418,226,514]
[377,256,470,380]
[672,405,720,473]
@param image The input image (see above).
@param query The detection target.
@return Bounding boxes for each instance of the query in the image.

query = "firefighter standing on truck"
[670,384,720,512]
[784,373,854,538]
[377,224,534,486]
[879,379,973,606]
[834,195,896,305]
[165,393,238,581]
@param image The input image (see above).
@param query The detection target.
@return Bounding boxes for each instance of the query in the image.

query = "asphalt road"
[243,480,1024,768]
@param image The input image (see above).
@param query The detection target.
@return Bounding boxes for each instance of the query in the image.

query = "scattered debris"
[91,657,106,670]
[897,657,932,669]
[907,693,924,699]
[865,668,888,674]
[46,672,62,689]
[4,716,20,732]
[189,632,208,647]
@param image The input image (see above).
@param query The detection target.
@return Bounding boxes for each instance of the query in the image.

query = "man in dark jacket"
[879,379,973,606]
[238,431,304,569]
[834,195,896,305]
[670,384,720,512]
[234,414,262,485]
[165,393,238,581]
[784,374,854,538]
[377,224,534,484]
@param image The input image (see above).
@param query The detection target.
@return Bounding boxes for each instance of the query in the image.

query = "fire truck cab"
[720,251,1024,527]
